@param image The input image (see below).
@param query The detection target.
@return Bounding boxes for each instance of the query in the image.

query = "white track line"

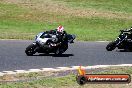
[0,64,132,76]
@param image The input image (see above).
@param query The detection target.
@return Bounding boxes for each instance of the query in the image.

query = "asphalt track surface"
[0,40,132,72]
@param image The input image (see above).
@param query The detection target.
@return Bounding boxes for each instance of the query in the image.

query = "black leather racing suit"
[45,29,68,46]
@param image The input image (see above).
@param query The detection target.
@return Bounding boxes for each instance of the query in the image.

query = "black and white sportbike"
[106,28,132,51]
[25,32,76,56]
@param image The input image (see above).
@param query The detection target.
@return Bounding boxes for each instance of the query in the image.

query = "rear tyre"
[106,42,116,51]
[25,44,37,56]
[55,44,68,55]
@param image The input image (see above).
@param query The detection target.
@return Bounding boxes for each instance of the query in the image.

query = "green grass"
[65,17,132,41]
[54,0,132,13]
[0,75,76,88]
[0,0,132,40]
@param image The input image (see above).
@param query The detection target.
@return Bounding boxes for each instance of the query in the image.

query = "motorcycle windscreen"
[67,34,76,42]
[40,33,52,38]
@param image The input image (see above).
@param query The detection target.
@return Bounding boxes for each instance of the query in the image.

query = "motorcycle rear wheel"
[55,44,68,55]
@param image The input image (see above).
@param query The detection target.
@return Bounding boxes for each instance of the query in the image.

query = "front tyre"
[106,42,116,51]
[25,44,37,56]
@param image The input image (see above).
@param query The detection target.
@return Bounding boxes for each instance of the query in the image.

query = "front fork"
[114,38,120,46]
[115,35,127,46]
[32,42,40,52]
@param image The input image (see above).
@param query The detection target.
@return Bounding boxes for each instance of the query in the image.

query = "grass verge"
[0,66,131,88]
[0,0,132,41]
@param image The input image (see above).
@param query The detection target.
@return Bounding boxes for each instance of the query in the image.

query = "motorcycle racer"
[25,25,76,55]
[55,25,75,43]
[106,27,132,51]
[44,25,68,47]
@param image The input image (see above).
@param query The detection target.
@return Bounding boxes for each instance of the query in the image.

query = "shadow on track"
[32,54,74,57]
[116,49,132,52]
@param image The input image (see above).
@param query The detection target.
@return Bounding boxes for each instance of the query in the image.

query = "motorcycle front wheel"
[25,44,37,56]
[106,41,116,51]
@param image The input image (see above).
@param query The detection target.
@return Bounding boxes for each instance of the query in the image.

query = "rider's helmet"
[57,25,64,33]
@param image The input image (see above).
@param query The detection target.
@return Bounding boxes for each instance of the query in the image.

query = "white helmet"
[57,25,64,33]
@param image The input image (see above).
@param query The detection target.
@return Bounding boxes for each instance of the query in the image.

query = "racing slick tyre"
[106,41,116,51]
[25,44,37,56]
[55,44,68,55]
